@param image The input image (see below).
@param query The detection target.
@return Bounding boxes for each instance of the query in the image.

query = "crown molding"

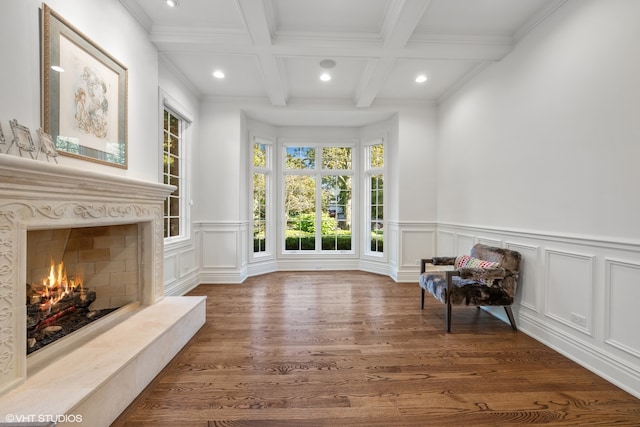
[437,61,492,105]
[513,0,568,44]
[119,0,153,33]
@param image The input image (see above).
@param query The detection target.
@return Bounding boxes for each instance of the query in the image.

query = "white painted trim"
[438,222,640,252]
[512,0,569,45]
[505,241,540,313]
[164,274,200,297]
[477,236,503,247]
[543,248,595,336]
[604,258,640,359]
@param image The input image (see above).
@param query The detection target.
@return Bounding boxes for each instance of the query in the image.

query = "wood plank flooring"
[113,271,640,426]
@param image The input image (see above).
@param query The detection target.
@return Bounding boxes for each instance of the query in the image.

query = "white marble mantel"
[0,153,173,205]
[0,155,204,424]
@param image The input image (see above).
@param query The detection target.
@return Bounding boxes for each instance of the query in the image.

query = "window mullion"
[315,174,323,251]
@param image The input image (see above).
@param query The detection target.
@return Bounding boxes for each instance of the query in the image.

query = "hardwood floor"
[113,271,640,426]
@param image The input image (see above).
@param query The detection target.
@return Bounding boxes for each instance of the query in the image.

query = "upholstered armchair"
[419,243,522,332]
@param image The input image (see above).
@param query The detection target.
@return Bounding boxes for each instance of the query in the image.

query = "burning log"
[26,289,96,331]
[26,259,120,355]
[33,305,77,332]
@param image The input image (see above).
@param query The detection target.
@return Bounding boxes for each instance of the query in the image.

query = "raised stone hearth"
[0,155,205,425]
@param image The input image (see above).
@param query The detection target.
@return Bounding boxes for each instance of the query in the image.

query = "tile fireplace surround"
[0,155,206,425]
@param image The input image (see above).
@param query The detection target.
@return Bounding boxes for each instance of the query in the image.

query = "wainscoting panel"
[164,253,177,284]
[202,229,239,269]
[179,247,198,277]
[388,223,399,269]
[506,242,539,313]
[456,233,475,254]
[605,258,640,358]
[196,223,245,283]
[394,222,436,282]
[240,226,248,269]
[400,228,435,268]
[436,230,456,256]
[477,236,503,247]
[544,249,594,336]
[164,232,201,296]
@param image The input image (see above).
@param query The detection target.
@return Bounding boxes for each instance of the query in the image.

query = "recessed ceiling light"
[213,70,225,79]
[416,75,428,83]
[320,59,336,69]
[166,0,179,7]
[320,73,331,82]
[51,65,64,73]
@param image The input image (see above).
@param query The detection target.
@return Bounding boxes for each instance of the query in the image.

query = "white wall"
[438,0,640,240]
[195,99,248,222]
[0,0,159,181]
[436,0,640,398]
[396,104,438,223]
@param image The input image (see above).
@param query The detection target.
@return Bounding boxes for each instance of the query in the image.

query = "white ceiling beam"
[382,0,432,49]
[354,58,396,108]
[234,0,287,106]
[355,0,432,107]
[151,35,511,62]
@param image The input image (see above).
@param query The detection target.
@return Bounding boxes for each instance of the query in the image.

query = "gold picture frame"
[41,3,128,168]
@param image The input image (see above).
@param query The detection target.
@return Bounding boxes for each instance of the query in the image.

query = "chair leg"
[420,288,425,310]
[504,306,517,331]
[446,301,452,332]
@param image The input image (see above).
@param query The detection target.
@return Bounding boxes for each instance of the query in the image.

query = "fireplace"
[0,155,205,425]
[0,155,170,393]
[26,224,140,355]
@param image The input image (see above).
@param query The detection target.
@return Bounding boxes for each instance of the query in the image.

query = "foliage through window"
[366,142,384,254]
[283,145,353,252]
[163,108,183,238]
[252,140,271,254]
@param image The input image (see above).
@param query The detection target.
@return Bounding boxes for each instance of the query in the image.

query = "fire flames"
[34,260,84,312]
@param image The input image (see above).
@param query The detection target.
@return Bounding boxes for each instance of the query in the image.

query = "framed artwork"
[37,128,59,163]
[9,119,37,159]
[41,4,128,168]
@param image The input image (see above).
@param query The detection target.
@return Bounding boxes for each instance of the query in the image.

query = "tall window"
[365,140,384,254]
[283,144,354,253]
[163,108,183,238]
[252,138,272,255]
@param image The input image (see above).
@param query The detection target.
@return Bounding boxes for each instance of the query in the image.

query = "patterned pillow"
[455,255,499,269]
[454,255,500,285]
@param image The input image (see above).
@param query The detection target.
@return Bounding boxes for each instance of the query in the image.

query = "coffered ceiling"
[121,0,566,108]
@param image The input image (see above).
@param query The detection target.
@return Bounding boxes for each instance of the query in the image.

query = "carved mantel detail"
[0,155,174,395]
